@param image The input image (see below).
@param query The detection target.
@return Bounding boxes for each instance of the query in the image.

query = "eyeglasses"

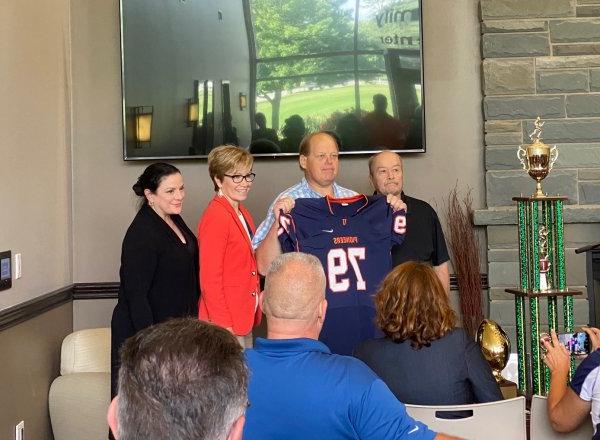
[223,172,256,183]
[312,153,339,162]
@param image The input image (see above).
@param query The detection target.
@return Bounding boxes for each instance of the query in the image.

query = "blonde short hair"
[207,145,253,191]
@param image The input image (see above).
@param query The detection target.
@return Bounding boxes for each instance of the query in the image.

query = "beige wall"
[0,303,73,440]
[71,0,485,283]
[73,298,116,331]
[0,0,72,311]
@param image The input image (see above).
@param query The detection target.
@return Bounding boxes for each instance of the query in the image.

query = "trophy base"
[512,195,568,202]
[499,379,518,399]
[505,288,583,298]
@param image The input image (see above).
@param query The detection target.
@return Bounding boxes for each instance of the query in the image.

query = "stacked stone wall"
[476,0,600,348]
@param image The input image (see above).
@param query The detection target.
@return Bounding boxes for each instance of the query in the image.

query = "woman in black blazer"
[110,163,200,398]
[354,261,502,406]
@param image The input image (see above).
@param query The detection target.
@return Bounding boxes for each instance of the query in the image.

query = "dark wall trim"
[450,274,488,291]
[70,277,488,294]
[0,282,119,332]
[73,282,119,300]
[0,274,487,331]
[0,285,73,332]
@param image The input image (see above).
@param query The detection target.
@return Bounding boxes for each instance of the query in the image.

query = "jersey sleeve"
[390,209,407,247]
[277,212,299,253]
[252,199,277,250]
[570,350,600,401]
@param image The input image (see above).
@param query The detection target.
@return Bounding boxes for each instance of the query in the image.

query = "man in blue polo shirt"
[243,252,458,440]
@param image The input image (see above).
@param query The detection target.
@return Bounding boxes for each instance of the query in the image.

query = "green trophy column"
[543,201,557,393]
[529,201,542,395]
[516,201,528,393]
[555,200,575,377]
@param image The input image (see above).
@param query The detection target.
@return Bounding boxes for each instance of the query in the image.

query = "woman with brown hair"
[354,261,501,405]
[111,163,200,400]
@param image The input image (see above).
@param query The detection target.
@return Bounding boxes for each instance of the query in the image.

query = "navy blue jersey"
[278,195,406,354]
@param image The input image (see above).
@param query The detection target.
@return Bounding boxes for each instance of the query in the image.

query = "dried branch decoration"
[444,185,483,337]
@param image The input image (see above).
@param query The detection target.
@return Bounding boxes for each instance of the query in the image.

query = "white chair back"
[530,394,594,440]
[50,328,111,440]
[405,397,526,440]
[60,327,110,374]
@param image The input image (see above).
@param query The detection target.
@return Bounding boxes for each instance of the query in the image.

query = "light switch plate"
[15,253,21,279]
[0,251,11,291]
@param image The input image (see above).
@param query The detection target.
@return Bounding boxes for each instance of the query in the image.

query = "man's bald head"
[263,253,326,321]
[368,150,404,196]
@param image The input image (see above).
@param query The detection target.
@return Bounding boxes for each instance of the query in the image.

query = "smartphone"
[557,332,590,355]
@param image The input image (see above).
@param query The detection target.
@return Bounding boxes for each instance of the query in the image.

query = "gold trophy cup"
[477,319,518,398]
[517,117,558,198]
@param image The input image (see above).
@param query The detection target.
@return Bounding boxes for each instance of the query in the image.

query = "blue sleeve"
[252,200,277,250]
[277,212,298,253]
[352,379,436,440]
[252,188,297,249]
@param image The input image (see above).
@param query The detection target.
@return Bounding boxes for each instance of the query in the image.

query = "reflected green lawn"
[256,84,391,131]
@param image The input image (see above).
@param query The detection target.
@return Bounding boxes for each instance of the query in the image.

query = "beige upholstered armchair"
[49,328,111,440]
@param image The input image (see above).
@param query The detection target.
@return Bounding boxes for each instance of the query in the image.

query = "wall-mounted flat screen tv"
[120,0,424,159]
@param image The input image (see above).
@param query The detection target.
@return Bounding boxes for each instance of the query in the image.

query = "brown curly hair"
[375,261,456,349]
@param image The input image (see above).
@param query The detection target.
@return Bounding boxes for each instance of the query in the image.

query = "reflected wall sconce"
[187,98,199,126]
[239,92,247,110]
[134,106,153,148]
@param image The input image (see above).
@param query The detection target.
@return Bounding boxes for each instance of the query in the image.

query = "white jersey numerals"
[393,215,407,234]
[278,216,292,236]
[327,247,367,292]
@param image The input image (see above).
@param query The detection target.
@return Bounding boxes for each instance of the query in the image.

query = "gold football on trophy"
[476,319,510,383]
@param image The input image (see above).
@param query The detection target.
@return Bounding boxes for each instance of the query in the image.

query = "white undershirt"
[238,212,251,240]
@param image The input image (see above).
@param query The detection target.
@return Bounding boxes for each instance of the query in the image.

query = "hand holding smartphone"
[540,329,595,356]
[556,332,590,355]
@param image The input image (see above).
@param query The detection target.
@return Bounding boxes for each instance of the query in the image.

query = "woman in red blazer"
[198,145,261,347]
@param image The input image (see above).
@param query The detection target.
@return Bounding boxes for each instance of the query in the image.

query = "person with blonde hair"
[198,145,261,347]
[354,261,501,406]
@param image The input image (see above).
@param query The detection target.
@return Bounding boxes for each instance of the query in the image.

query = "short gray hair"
[263,252,326,320]
[117,318,247,440]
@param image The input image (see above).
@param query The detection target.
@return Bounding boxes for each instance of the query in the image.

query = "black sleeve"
[431,208,450,266]
[464,337,503,403]
[120,224,158,331]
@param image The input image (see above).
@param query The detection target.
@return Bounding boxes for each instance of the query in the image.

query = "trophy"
[539,226,551,291]
[477,319,518,398]
[507,119,581,395]
[517,117,559,198]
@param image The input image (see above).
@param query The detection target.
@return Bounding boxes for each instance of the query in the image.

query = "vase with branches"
[444,185,484,338]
